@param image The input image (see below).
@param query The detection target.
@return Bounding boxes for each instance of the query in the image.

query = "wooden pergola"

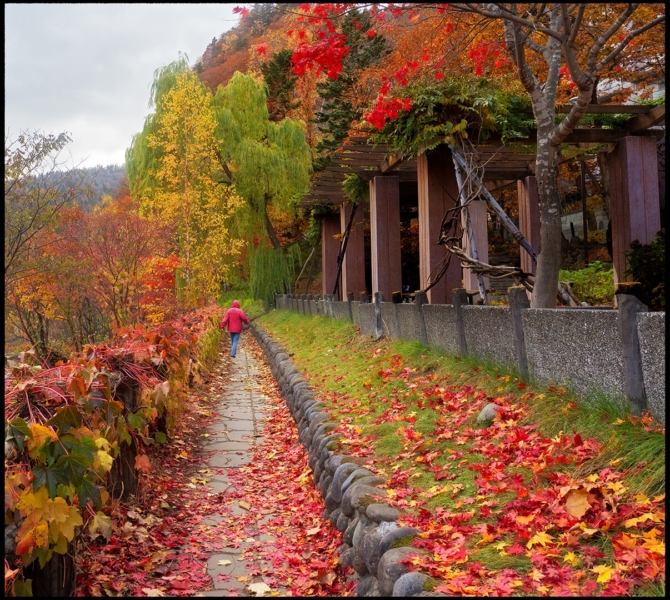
[301,103,664,303]
[300,103,664,206]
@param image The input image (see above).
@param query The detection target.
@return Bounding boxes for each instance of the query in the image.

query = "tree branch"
[586,3,637,73]
[596,14,666,71]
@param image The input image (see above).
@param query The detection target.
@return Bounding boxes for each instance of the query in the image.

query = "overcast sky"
[5,3,241,169]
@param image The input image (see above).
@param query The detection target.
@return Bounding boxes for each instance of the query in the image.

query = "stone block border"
[251,323,445,597]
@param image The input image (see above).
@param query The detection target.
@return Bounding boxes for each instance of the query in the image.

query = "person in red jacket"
[220,300,249,358]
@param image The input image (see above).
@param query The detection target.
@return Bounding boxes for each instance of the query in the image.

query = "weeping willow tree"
[211,72,312,304]
[126,55,243,304]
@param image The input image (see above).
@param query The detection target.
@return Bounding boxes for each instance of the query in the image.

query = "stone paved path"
[194,338,279,597]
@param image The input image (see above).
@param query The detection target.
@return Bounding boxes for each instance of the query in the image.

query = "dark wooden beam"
[625,104,665,133]
[380,150,404,173]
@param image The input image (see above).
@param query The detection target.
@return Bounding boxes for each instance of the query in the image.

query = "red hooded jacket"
[220,300,249,333]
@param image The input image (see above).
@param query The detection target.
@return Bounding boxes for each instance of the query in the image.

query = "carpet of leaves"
[76,338,352,597]
[310,351,665,597]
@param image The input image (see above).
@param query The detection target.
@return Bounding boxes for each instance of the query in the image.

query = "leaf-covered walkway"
[76,334,350,597]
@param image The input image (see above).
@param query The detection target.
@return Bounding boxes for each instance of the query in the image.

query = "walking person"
[220,300,249,358]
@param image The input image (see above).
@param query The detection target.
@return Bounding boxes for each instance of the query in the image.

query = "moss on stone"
[326,441,338,450]
[357,495,382,508]
[423,577,439,592]
[389,534,418,549]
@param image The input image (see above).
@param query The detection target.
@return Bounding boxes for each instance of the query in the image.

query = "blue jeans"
[230,332,241,357]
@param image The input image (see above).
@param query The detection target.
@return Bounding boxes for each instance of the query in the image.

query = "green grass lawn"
[256,309,665,596]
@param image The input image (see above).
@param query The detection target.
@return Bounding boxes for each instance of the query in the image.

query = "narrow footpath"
[195,342,285,596]
[192,332,349,596]
[75,332,349,597]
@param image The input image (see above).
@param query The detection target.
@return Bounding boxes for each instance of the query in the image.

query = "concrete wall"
[277,297,665,424]
[380,303,399,339]
[522,309,625,400]
[422,304,458,354]
[637,312,665,424]
[395,304,422,341]
[310,300,318,315]
[332,301,351,321]
[351,301,361,327]
[357,303,377,337]
[462,306,517,367]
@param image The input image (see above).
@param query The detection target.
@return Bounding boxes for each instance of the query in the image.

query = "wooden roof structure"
[299,103,665,208]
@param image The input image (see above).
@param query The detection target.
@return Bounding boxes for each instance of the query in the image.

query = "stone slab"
[636,312,665,424]
[395,303,422,342]
[357,303,376,336]
[523,308,625,400]
[461,305,517,367]
[422,304,458,353]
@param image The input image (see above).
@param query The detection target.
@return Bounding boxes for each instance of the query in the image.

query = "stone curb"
[251,324,447,597]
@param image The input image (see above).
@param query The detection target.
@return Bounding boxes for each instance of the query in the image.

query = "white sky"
[5,3,241,169]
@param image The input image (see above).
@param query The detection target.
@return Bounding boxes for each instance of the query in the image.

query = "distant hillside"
[44,165,127,212]
[194,3,295,92]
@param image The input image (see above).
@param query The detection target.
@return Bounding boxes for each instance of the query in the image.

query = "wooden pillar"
[369,176,402,300]
[462,199,489,301]
[609,136,661,286]
[340,203,366,299]
[517,176,540,275]
[417,146,461,304]
[321,215,340,296]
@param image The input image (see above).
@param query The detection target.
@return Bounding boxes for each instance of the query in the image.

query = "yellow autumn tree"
[129,59,243,304]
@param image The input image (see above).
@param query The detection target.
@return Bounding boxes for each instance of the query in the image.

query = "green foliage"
[625,229,665,311]
[342,173,369,204]
[313,9,391,170]
[304,204,337,246]
[249,244,300,307]
[371,76,535,158]
[212,72,311,247]
[559,261,614,305]
[260,48,301,121]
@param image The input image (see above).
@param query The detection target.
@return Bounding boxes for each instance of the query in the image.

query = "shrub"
[559,261,614,305]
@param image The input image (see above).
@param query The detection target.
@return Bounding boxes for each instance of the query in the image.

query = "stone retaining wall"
[251,323,442,597]
[274,294,665,424]
[522,309,626,400]
[636,312,666,424]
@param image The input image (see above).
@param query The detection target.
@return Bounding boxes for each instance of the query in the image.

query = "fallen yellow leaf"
[239,501,251,511]
[591,564,614,584]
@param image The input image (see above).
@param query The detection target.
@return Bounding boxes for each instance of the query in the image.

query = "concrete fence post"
[326,295,334,319]
[391,291,402,339]
[346,292,354,321]
[616,290,648,416]
[301,294,307,315]
[359,292,369,303]
[414,291,429,346]
[306,294,313,315]
[508,286,530,380]
[373,291,384,340]
[452,288,468,356]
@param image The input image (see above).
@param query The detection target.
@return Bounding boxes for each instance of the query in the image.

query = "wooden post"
[581,160,589,266]
[340,203,367,300]
[508,286,530,380]
[517,176,540,275]
[609,136,661,287]
[370,176,402,301]
[321,215,341,297]
[461,200,490,302]
[417,146,461,304]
